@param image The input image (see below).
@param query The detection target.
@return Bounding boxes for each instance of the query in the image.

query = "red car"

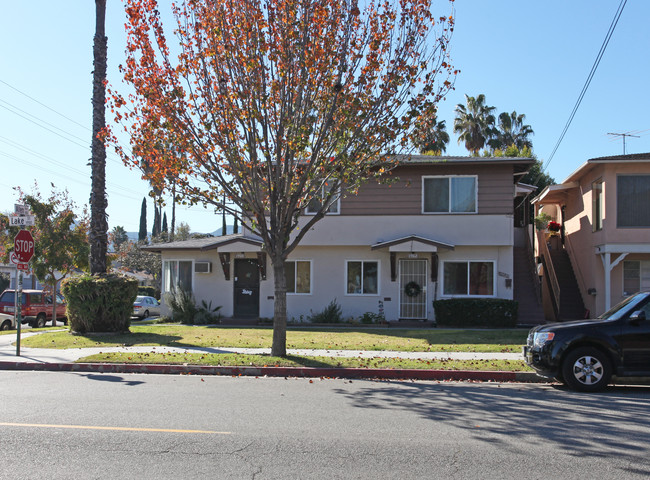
[0,289,67,328]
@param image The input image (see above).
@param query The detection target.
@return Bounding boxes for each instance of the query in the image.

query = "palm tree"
[89,0,108,274]
[412,119,450,154]
[490,111,534,151]
[453,94,496,155]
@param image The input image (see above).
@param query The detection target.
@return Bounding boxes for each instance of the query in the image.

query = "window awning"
[371,234,454,252]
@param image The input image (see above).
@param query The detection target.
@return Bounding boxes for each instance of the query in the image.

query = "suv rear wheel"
[1,320,11,331]
[562,347,612,392]
[35,313,47,328]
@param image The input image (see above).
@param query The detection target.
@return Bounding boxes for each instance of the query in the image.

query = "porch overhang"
[371,234,454,253]
[531,182,579,205]
[142,234,263,253]
[595,244,650,311]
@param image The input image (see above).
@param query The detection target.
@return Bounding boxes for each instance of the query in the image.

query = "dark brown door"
[234,259,260,318]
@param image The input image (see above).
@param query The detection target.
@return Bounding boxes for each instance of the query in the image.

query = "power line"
[542,0,627,172]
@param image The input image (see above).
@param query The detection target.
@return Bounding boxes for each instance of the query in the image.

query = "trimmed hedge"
[432,298,518,328]
[62,274,139,333]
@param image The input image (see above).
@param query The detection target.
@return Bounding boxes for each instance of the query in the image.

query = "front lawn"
[19,325,528,353]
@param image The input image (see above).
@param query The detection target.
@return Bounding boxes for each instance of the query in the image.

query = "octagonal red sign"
[14,230,35,263]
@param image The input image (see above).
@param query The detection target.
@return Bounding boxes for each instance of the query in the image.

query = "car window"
[599,293,650,320]
[0,292,26,304]
[30,293,43,304]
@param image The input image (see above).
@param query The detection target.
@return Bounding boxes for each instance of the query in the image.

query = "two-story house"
[146,155,535,322]
[532,153,650,320]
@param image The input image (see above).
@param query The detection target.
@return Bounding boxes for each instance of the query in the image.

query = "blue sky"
[1,1,648,234]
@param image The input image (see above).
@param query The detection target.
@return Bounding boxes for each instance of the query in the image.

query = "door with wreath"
[399,259,427,319]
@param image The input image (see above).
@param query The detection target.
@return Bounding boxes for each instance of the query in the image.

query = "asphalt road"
[2,372,650,479]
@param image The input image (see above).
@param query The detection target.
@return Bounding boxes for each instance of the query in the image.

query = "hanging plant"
[404,281,422,297]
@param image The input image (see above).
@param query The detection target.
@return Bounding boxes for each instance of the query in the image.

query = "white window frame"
[285,260,312,295]
[345,260,380,296]
[421,175,478,214]
[305,182,341,215]
[441,260,496,298]
[592,178,603,232]
[163,259,194,294]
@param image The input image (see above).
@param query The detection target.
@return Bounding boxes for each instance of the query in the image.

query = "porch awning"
[371,234,454,252]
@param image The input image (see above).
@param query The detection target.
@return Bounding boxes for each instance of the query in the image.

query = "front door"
[399,259,427,319]
[234,258,260,318]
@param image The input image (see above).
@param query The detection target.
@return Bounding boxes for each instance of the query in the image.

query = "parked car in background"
[132,296,161,319]
[524,291,650,391]
[0,289,67,328]
[0,312,15,331]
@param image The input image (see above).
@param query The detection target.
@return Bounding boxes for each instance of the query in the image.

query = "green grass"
[79,351,532,372]
[19,325,528,353]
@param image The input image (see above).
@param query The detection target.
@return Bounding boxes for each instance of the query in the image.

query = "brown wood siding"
[341,164,515,215]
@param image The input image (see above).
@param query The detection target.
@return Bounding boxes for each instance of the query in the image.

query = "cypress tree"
[138,197,147,242]
[162,212,168,234]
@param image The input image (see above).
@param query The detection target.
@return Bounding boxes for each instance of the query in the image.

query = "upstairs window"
[423,176,477,213]
[306,181,340,215]
[617,175,650,227]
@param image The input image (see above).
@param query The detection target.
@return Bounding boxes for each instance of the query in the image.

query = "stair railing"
[538,230,561,317]
[525,227,542,304]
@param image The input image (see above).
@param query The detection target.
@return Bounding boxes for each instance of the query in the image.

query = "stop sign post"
[14,230,35,263]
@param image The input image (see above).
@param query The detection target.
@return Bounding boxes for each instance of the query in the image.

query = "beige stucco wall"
[159,242,514,322]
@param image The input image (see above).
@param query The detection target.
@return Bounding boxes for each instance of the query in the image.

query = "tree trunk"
[271,258,287,357]
[51,279,59,326]
[89,0,108,274]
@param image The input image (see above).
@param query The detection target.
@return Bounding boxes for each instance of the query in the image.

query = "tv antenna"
[607,132,640,155]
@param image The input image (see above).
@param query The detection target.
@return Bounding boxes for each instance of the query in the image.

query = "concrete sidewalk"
[0,330,544,383]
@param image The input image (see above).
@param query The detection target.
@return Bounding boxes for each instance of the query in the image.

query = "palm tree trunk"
[89,0,108,274]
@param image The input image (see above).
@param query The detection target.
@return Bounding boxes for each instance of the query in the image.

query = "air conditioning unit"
[194,261,212,273]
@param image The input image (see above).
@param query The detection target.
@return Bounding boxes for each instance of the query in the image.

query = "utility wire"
[542,0,627,172]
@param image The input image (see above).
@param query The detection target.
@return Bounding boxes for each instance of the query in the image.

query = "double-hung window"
[346,261,379,295]
[285,260,311,294]
[443,261,494,296]
[164,260,193,293]
[617,175,650,227]
[306,180,340,215]
[423,176,477,213]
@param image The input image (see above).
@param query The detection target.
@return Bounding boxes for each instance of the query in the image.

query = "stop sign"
[14,230,35,263]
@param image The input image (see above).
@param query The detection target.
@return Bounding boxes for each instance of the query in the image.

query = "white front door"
[399,259,427,319]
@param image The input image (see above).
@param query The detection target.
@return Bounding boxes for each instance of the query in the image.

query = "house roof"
[394,154,535,174]
[533,152,650,205]
[562,152,650,184]
[142,234,263,253]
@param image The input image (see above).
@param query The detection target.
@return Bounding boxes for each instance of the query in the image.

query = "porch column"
[599,252,628,311]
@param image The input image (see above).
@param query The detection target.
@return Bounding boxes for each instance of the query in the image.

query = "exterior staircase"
[513,246,545,326]
[548,248,586,321]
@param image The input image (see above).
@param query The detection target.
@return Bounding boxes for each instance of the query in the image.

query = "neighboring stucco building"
[146,155,535,322]
[532,153,650,319]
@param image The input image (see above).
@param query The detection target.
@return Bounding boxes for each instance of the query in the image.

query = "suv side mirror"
[629,310,647,323]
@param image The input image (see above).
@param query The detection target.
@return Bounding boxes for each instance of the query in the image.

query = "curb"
[0,361,546,383]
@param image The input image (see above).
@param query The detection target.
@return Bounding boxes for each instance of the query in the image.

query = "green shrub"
[194,300,222,325]
[164,289,198,325]
[62,274,139,333]
[432,298,518,328]
[137,286,161,299]
[309,299,343,324]
[358,312,385,324]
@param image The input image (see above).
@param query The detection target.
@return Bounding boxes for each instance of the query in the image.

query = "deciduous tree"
[0,187,89,325]
[110,0,456,356]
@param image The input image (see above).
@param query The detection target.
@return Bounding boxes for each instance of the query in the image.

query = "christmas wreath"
[404,281,422,297]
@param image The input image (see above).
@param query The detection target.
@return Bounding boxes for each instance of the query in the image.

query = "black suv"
[524,291,650,391]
